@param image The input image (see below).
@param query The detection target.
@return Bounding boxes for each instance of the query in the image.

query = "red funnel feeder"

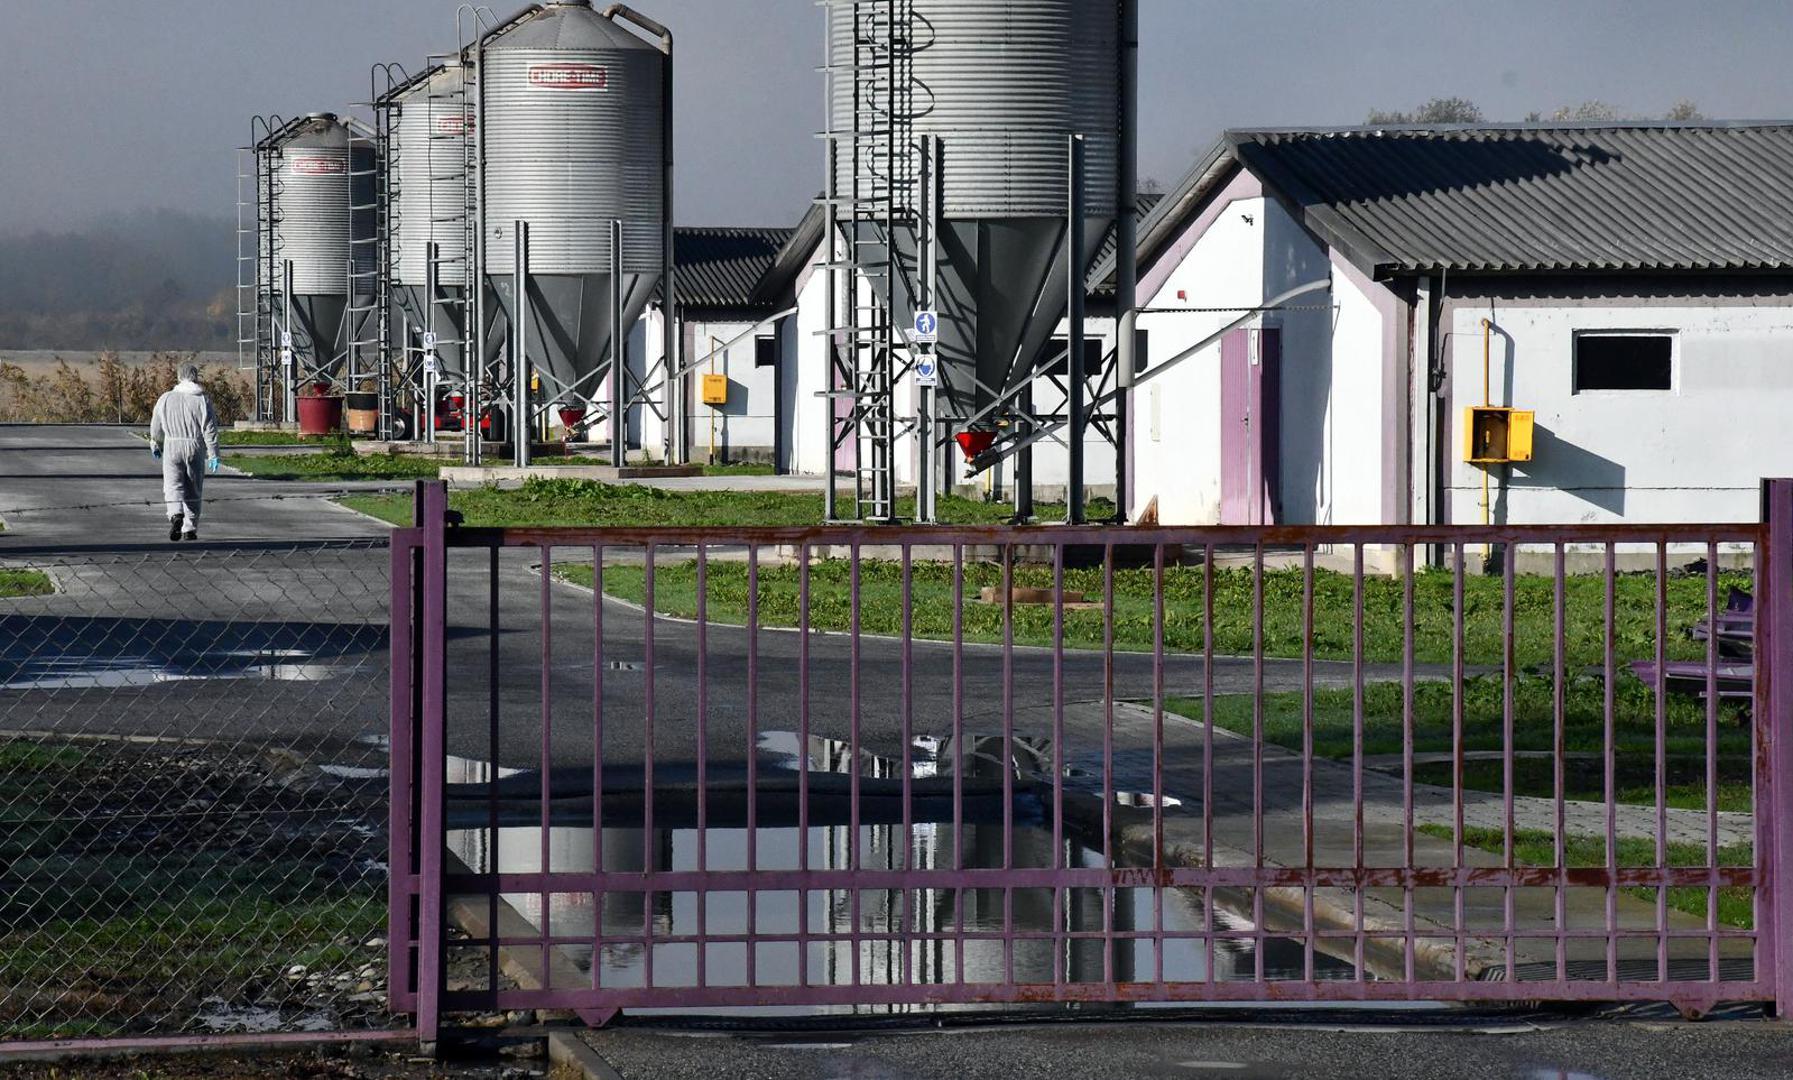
[954,430,996,460]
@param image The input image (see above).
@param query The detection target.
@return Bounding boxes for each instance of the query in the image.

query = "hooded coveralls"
[149,381,221,526]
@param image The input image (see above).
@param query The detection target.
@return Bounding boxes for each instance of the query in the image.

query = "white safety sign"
[423,352,440,376]
[422,331,438,350]
[911,310,939,344]
[914,354,939,388]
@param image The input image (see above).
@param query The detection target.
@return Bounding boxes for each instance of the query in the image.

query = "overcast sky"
[1,0,1790,232]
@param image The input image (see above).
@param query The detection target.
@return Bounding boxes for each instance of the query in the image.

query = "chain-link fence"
[0,539,391,1041]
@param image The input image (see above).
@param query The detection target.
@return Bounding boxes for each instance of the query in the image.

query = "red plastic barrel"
[296,393,344,436]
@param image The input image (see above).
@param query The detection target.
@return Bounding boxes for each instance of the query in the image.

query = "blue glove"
[207,457,221,474]
[150,444,162,461]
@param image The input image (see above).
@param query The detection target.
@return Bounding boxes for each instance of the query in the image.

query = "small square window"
[1573,332,1672,392]
[754,336,777,368]
[1038,338,1105,379]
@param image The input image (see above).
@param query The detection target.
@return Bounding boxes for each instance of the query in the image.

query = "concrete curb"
[547,1031,627,1080]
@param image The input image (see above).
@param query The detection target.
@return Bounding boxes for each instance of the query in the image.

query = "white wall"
[1442,288,1793,525]
[684,317,780,461]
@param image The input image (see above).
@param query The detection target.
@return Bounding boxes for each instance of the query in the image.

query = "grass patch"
[0,569,53,598]
[1417,824,1754,928]
[1168,677,1750,812]
[224,448,444,481]
[344,475,1113,529]
[218,430,346,446]
[553,547,1743,668]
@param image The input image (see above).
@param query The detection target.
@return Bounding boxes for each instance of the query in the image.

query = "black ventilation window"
[754,336,777,368]
[1039,338,1106,379]
[1574,332,1673,392]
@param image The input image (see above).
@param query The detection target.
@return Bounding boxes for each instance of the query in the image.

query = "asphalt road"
[0,423,1403,775]
[571,1009,1793,1080]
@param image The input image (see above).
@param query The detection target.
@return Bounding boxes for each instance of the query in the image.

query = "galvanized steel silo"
[389,64,474,377]
[481,1,667,400]
[263,113,366,385]
[828,0,1120,409]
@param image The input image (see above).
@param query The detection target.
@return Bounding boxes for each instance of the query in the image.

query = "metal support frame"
[1066,133,1087,525]
[513,220,531,468]
[1113,0,1139,521]
[610,218,627,467]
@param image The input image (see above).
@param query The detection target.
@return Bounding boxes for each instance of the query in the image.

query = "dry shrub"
[0,352,253,425]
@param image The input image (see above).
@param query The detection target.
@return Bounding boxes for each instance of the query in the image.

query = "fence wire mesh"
[0,539,391,1041]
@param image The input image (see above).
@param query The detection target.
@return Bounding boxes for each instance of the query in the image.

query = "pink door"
[1220,327,1280,525]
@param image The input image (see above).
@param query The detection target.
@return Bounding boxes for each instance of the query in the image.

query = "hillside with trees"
[0,210,235,351]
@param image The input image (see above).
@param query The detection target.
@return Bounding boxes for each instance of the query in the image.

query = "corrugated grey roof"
[663,226,795,311]
[1228,123,1793,275]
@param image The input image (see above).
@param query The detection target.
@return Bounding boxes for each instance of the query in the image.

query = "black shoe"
[169,514,184,541]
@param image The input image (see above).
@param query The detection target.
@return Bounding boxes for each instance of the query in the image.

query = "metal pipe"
[974,278,1330,470]
[1114,0,1140,522]
[1066,134,1087,525]
[611,218,626,468]
[513,219,530,468]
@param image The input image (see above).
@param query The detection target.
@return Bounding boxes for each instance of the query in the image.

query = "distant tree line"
[0,210,235,351]
[1367,97,1706,125]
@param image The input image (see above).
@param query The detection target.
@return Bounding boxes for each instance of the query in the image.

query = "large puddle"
[444,731,1391,1014]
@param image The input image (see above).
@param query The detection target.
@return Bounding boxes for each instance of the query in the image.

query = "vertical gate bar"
[1502,538,1516,982]
[1353,544,1366,980]
[1655,542,1669,981]
[1604,542,1618,984]
[747,544,760,989]
[1052,542,1066,986]
[488,545,501,997]
[798,543,811,986]
[1554,544,1567,983]
[643,544,657,989]
[1001,540,1016,986]
[1452,542,1465,980]
[1402,542,1416,983]
[900,543,913,987]
[1153,542,1166,987]
[1252,541,1265,980]
[1705,541,1719,982]
[1103,542,1117,986]
[953,542,966,983]
[593,544,605,991]
[539,544,553,968]
[1761,479,1792,1014]
[1302,544,1315,983]
[1203,543,1215,983]
[696,543,708,989]
[386,524,414,1011]
[415,482,449,1045]
[850,541,863,989]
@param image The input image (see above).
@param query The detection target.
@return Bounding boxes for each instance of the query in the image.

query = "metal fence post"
[387,483,425,1018]
[1764,478,1793,1018]
[414,480,451,1046]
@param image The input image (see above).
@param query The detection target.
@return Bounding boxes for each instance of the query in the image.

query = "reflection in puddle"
[446,819,1357,1013]
[444,727,1350,1014]
[0,650,345,689]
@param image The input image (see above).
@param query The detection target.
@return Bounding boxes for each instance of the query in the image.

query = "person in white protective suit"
[148,362,222,541]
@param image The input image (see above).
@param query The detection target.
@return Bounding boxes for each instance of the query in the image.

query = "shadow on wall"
[1264,198,1333,524]
[1502,422,1627,517]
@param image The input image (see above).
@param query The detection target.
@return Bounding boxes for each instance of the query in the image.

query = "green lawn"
[551,548,1741,668]
[217,430,346,447]
[0,569,52,598]
[1168,678,1750,813]
[224,448,445,481]
[1418,824,1754,928]
[342,476,1114,529]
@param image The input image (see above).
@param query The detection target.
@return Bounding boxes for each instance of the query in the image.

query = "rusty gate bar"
[391,480,1793,1039]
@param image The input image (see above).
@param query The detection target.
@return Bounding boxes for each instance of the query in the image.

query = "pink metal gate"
[390,480,1793,1038]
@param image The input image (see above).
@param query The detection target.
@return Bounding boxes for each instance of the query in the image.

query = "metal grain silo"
[388,63,474,378]
[480,0,668,425]
[263,113,361,389]
[827,0,1120,412]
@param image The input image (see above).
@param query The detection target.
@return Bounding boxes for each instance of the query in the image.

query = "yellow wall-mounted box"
[701,373,728,406]
[1463,406,1534,464]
